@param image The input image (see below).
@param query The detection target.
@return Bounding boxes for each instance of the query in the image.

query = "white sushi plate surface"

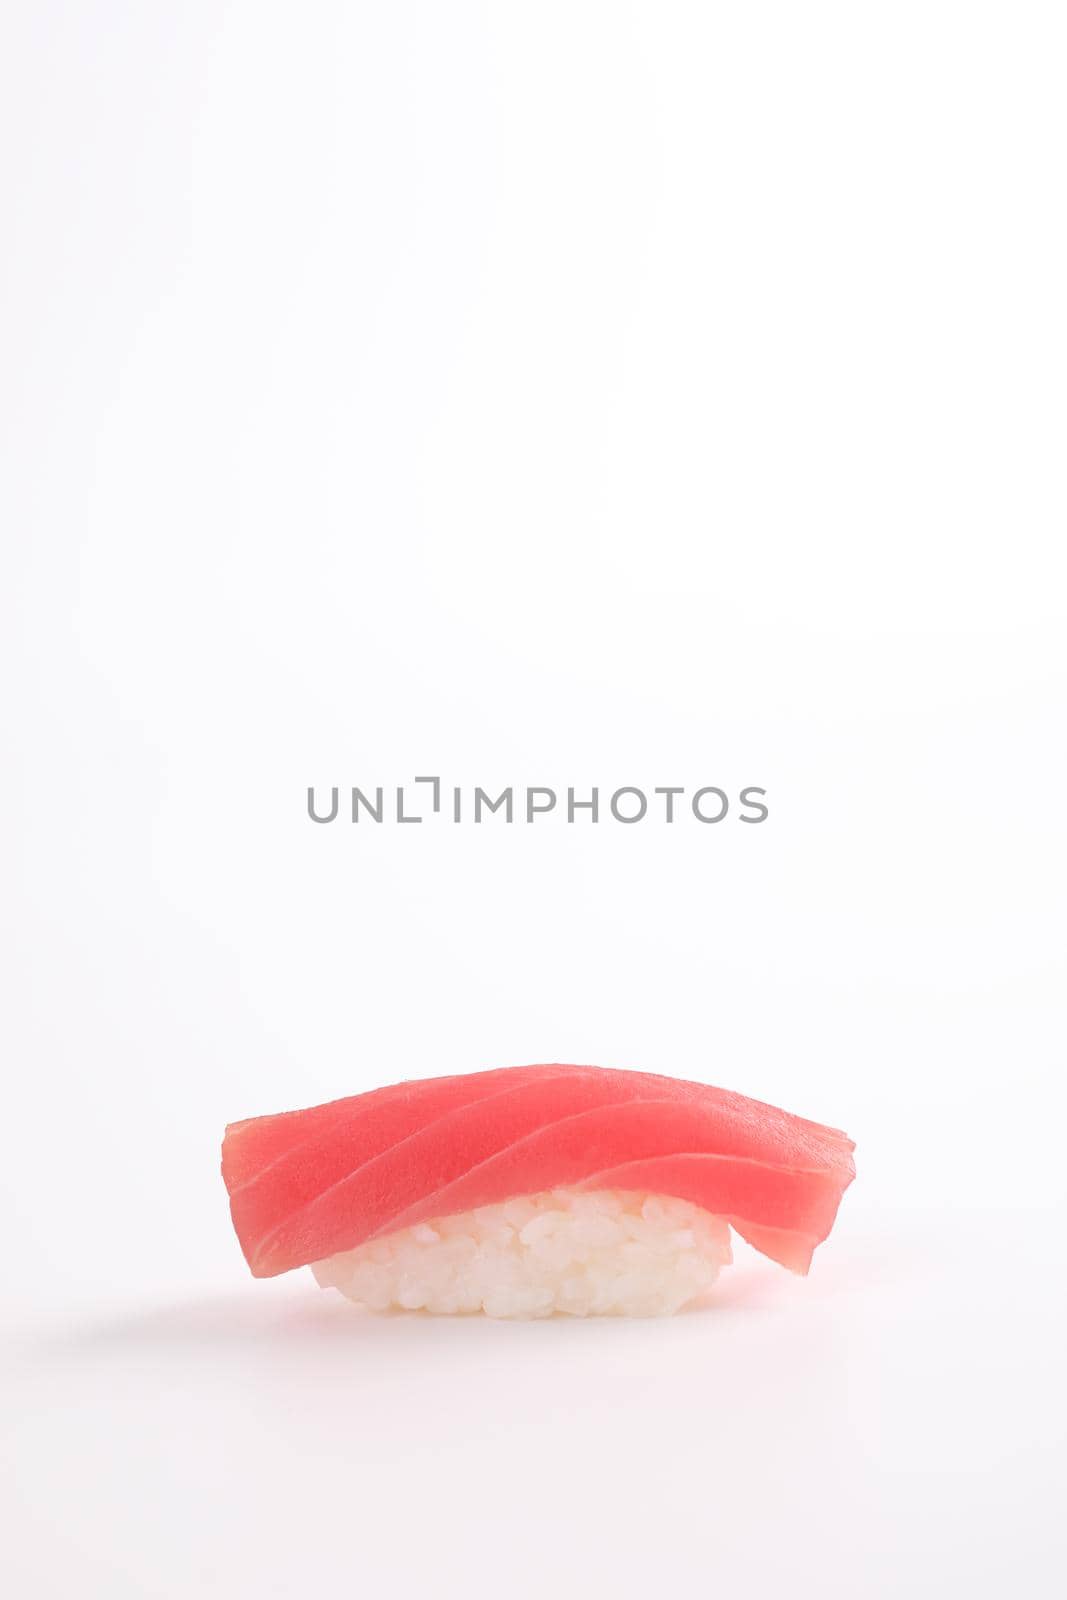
[2,3,1065,1598]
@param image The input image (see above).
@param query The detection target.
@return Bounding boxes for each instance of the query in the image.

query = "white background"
[2,3,1065,1595]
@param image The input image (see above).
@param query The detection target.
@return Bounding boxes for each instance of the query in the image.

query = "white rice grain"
[311,1189,732,1318]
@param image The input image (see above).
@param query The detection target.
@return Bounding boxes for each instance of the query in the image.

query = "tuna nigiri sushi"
[221,1063,855,1318]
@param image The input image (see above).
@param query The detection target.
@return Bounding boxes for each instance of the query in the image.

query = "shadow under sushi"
[12,1228,913,1373]
[17,1263,838,1365]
